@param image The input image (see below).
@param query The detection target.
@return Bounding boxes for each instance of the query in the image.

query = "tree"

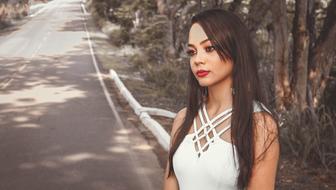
[155,0,188,59]
[89,0,336,168]
[308,0,336,109]
[270,0,291,111]
[248,0,335,113]
[291,0,310,111]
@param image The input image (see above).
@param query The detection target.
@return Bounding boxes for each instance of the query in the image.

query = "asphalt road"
[0,0,163,189]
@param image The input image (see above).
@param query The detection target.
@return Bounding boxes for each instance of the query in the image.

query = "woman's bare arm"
[163,108,187,190]
[247,112,280,190]
[163,160,179,190]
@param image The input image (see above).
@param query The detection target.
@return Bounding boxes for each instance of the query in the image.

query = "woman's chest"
[173,136,239,183]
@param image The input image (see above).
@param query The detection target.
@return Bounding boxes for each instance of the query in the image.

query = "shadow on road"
[0,43,160,190]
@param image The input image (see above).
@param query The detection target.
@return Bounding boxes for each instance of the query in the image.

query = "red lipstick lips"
[196,70,209,77]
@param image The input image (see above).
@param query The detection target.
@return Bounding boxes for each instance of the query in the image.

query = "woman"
[163,8,280,190]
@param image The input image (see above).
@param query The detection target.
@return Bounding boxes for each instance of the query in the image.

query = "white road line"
[0,78,13,89]
[0,63,26,89]
[2,39,46,88]
[29,0,57,18]
[18,64,27,71]
[0,1,57,89]
[80,5,124,131]
[0,62,26,89]
[37,43,43,53]
[31,42,42,58]
[80,3,155,190]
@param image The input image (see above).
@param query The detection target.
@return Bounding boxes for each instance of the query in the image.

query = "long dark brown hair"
[167,8,277,189]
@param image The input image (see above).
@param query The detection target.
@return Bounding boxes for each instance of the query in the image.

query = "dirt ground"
[86,16,336,189]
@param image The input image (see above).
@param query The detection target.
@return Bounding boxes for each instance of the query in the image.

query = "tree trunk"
[166,19,176,58]
[271,0,290,111]
[291,0,309,111]
[307,0,316,108]
[248,0,276,35]
[308,0,336,108]
[210,0,220,7]
[198,0,202,10]
[161,0,187,61]
[156,0,167,15]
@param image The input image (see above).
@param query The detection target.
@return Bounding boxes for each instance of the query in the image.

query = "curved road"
[0,0,163,189]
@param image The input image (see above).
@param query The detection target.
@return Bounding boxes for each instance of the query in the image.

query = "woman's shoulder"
[252,103,279,157]
[253,111,278,134]
[252,101,278,146]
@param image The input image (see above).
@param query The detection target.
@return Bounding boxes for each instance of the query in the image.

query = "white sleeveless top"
[173,102,269,190]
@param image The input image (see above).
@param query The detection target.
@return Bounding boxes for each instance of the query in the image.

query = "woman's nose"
[194,51,205,65]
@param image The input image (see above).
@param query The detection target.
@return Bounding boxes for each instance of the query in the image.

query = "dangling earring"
[201,87,208,100]
[231,87,235,95]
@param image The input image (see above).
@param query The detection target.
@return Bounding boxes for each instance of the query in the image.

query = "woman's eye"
[205,46,215,52]
[186,49,196,56]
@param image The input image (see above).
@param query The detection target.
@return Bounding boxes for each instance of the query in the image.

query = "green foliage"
[108,27,130,47]
[130,53,188,101]
[133,15,168,45]
[91,0,109,18]
[112,6,133,29]
[89,0,336,173]
[91,0,156,45]
[128,0,157,18]
[132,15,169,63]
[146,62,187,100]
[92,0,157,30]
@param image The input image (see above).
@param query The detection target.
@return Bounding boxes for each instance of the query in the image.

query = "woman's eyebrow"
[188,39,210,47]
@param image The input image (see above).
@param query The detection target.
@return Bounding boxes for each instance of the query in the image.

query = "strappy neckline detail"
[190,104,233,157]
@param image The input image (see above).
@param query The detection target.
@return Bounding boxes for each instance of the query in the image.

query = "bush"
[131,15,170,64]
[0,2,28,28]
[112,5,133,30]
[280,105,336,169]
[130,53,188,102]
[108,27,130,46]
[91,0,187,104]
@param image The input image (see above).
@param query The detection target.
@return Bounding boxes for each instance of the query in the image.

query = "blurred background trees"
[0,0,30,28]
[87,0,336,170]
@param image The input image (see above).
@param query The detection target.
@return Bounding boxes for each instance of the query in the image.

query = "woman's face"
[187,23,233,87]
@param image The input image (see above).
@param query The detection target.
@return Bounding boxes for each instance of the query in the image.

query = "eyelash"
[205,46,215,52]
[186,46,216,56]
[186,50,195,56]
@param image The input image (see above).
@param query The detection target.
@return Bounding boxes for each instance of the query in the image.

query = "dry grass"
[280,105,336,170]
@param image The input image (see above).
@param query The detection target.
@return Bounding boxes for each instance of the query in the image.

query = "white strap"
[192,104,233,156]
[193,119,202,155]
[204,109,232,136]
[217,124,231,137]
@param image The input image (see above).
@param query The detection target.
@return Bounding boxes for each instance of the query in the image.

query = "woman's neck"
[206,79,233,113]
